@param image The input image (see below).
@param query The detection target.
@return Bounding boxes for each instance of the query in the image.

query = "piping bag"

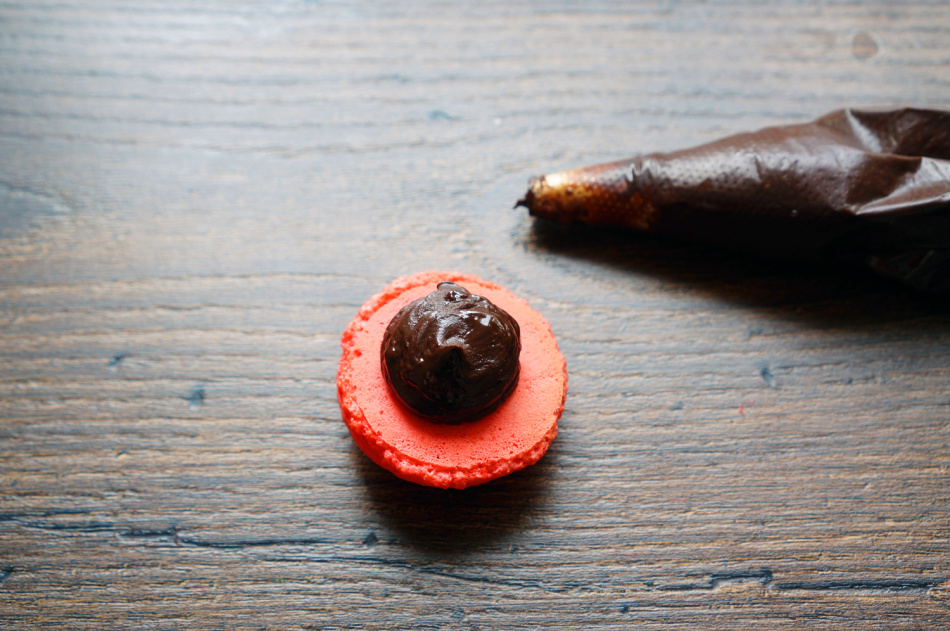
[517,108,950,294]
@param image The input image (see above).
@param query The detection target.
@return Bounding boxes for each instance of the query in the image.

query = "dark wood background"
[2,1,949,628]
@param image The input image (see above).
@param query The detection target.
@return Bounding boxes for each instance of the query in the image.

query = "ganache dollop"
[381,281,521,424]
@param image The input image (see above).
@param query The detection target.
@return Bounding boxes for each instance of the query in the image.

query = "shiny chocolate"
[381,282,521,424]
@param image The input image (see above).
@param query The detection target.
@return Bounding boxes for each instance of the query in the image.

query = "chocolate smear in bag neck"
[381,281,521,424]
[518,108,950,294]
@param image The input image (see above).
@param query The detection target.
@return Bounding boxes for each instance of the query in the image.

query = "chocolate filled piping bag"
[518,108,950,293]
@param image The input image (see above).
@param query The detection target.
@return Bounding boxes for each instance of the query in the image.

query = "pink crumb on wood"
[738,398,756,416]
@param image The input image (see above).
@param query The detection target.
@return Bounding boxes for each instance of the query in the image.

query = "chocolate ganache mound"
[381,281,521,424]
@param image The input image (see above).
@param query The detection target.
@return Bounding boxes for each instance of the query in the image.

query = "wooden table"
[2,1,949,628]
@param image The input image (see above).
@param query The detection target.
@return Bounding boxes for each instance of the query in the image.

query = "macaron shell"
[337,271,567,489]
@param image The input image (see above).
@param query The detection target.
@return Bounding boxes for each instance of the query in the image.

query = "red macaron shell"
[337,271,567,489]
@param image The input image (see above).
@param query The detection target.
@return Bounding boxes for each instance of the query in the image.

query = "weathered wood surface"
[2,1,949,628]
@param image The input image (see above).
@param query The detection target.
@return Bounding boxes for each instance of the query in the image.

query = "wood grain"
[2,0,949,628]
